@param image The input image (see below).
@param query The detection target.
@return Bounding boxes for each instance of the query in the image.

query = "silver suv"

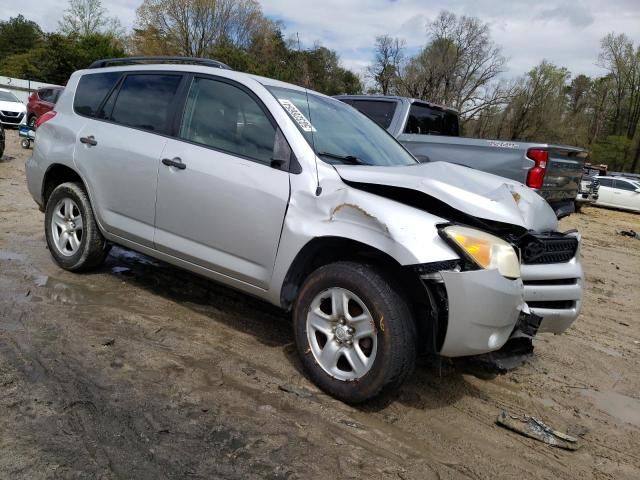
[26,58,584,403]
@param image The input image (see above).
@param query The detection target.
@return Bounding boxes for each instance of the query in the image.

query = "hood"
[0,100,26,113]
[334,162,558,232]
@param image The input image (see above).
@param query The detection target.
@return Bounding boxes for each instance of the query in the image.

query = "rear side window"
[404,103,459,136]
[345,100,396,129]
[614,180,637,191]
[74,72,121,117]
[179,77,276,165]
[38,89,52,102]
[110,74,182,134]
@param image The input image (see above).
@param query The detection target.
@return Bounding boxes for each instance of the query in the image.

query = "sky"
[3,0,640,80]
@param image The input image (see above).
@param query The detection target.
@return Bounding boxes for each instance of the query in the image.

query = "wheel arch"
[42,163,87,207]
[280,236,427,312]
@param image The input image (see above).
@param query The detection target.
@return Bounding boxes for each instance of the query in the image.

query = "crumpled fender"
[267,162,458,305]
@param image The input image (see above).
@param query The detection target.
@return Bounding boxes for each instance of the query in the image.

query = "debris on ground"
[496,410,579,450]
[101,338,115,346]
[620,229,640,240]
[278,383,313,398]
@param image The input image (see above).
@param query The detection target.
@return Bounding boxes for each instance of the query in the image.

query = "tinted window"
[614,180,637,191]
[344,100,396,130]
[180,77,275,164]
[51,89,63,103]
[111,74,182,134]
[598,177,613,187]
[74,72,121,117]
[404,103,459,136]
[38,89,52,102]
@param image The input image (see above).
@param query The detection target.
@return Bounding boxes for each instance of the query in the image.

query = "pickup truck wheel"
[293,262,416,403]
[45,182,110,271]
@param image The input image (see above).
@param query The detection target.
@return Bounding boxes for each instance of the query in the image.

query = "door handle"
[80,135,97,146]
[162,157,186,170]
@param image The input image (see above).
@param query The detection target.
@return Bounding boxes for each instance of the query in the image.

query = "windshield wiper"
[316,151,369,165]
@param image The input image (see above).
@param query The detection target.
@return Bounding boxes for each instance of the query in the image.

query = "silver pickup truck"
[336,95,588,218]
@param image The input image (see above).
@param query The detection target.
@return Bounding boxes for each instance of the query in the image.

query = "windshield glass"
[0,91,20,103]
[267,86,417,166]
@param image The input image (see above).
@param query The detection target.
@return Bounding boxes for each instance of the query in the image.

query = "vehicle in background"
[0,122,5,158]
[575,164,606,211]
[594,176,640,213]
[0,88,27,127]
[26,57,584,403]
[335,95,588,218]
[27,86,64,127]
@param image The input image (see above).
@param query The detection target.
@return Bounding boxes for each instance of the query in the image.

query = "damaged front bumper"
[424,269,527,357]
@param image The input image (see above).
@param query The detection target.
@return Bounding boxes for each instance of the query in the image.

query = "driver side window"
[179,77,276,165]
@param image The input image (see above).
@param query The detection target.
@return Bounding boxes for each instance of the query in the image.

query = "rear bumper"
[520,233,583,334]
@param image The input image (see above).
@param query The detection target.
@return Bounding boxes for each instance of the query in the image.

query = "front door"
[154,76,290,289]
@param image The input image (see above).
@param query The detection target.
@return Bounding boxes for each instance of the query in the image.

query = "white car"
[0,88,27,127]
[594,176,640,212]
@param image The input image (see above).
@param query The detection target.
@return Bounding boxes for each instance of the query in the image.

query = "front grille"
[0,111,24,124]
[518,233,578,264]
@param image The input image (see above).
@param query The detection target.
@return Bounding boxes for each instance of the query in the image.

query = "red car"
[27,86,64,127]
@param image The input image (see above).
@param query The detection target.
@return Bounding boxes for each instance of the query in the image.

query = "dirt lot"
[1,128,639,479]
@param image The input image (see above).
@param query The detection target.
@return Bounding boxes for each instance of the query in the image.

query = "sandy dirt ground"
[1,128,639,479]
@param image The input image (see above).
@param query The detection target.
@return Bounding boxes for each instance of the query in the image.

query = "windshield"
[267,86,417,166]
[0,91,20,103]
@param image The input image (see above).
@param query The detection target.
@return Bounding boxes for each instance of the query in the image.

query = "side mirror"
[271,128,301,173]
[635,188,640,193]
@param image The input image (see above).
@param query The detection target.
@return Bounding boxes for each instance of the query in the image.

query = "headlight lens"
[442,225,520,279]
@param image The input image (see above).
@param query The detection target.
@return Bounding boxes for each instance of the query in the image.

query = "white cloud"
[4,0,640,80]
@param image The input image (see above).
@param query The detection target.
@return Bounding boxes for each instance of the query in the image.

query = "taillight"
[526,148,549,189]
[35,111,56,129]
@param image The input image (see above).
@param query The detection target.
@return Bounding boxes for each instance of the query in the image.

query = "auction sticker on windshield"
[278,99,317,132]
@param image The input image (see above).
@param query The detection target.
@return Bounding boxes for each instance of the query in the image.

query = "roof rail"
[88,56,232,70]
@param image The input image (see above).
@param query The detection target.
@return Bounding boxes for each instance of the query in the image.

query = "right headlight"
[441,225,521,279]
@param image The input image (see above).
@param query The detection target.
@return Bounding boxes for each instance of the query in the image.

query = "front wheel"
[45,182,110,271]
[293,262,416,403]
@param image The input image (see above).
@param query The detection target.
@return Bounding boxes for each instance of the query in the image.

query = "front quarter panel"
[268,162,458,305]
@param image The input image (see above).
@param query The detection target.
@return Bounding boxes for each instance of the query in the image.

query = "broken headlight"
[440,225,520,279]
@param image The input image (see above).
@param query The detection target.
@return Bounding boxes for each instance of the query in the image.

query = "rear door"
[75,71,185,247]
[154,75,290,288]
[612,179,640,210]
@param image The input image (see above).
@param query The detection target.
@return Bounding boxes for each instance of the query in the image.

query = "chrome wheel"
[50,198,83,257]
[306,287,378,381]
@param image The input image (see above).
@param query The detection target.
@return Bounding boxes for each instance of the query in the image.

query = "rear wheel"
[293,262,416,403]
[45,182,110,271]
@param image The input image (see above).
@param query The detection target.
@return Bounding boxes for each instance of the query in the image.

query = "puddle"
[110,247,161,267]
[581,389,640,427]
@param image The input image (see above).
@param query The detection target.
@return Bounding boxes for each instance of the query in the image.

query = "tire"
[21,139,30,149]
[44,182,110,271]
[293,261,416,403]
[28,115,36,128]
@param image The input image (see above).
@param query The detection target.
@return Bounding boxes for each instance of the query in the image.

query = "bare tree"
[367,35,404,95]
[395,11,506,118]
[136,0,264,57]
[59,0,123,37]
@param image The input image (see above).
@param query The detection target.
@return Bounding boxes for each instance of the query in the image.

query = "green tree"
[0,15,43,60]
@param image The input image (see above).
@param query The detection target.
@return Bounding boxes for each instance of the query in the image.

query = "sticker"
[278,99,317,132]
